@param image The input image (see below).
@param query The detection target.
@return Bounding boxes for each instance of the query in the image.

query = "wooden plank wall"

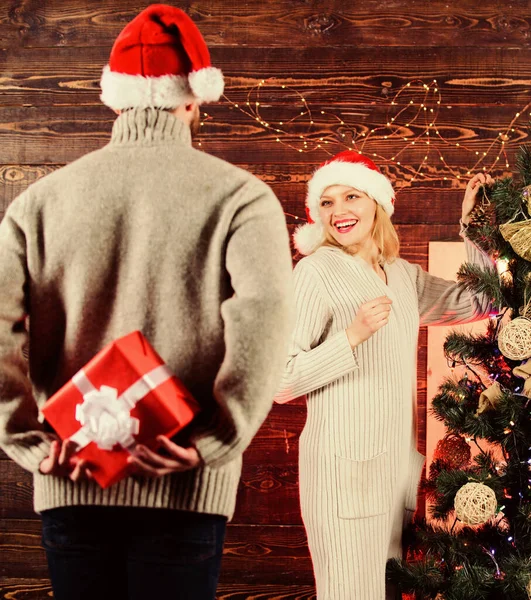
[1,1,530,598]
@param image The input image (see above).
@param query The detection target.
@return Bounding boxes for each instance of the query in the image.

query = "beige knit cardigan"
[276,235,492,599]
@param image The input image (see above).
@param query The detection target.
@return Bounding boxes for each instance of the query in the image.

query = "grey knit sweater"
[0,108,293,518]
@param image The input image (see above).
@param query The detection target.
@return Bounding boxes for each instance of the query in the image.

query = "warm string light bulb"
[496,257,513,286]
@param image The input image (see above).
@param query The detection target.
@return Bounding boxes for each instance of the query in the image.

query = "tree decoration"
[383,104,531,600]
[499,220,531,261]
[521,184,531,214]
[498,317,531,360]
[468,201,491,230]
[512,359,531,396]
[454,482,498,526]
[495,256,514,286]
[477,381,503,415]
[433,434,472,469]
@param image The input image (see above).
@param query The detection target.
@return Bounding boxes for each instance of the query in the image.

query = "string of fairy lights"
[202,79,531,580]
[197,78,531,223]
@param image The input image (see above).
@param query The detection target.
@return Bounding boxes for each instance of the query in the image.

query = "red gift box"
[41,331,200,488]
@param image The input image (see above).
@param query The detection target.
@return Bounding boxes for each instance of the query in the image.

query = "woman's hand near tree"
[461,172,495,225]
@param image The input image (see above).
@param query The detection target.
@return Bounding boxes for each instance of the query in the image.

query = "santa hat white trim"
[307,161,395,223]
[100,65,224,110]
[294,159,395,256]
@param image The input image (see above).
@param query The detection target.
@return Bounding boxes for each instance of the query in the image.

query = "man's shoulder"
[23,147,107,196]
[191,149,266,189]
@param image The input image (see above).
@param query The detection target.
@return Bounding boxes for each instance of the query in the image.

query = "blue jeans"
[41,506,227,600]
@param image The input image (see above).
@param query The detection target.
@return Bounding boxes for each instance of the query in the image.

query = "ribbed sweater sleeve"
[0,194,52,472]
[411,226,494,327]
[275,260,358,404]
[191,182,293,468]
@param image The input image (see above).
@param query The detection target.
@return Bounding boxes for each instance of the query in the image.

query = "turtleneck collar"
[110,108,192,147]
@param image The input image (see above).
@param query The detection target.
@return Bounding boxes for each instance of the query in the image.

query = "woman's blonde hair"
[323,203,400,263]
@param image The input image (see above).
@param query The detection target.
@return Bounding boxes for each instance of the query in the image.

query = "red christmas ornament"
[433,434,471,470]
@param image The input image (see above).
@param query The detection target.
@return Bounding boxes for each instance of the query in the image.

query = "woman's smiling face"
[318,184,377,249]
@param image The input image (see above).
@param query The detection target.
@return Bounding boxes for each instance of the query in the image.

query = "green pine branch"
[457,263,506,310]
[516,143,531,189]
[386,556,445,597]
[496,555,531,600]
[445,564,495,600]
[490,177,525,224]
[444,332,497,365]
[393,140,531,600]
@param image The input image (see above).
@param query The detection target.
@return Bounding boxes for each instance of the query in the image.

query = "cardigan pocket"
[335,451,392,519]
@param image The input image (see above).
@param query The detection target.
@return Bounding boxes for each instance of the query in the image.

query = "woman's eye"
[320,200,331,207]
[346,194,358,201]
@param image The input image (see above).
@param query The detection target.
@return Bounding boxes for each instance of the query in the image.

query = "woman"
[275,150,494,600]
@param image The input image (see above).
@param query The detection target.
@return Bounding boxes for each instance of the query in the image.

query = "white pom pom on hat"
[188,67,225,103]
[100,4,224,110]
[293,207,326,256]
[294,150,396,256]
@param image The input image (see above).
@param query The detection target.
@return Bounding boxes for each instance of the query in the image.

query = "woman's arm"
[412,253,493,327]
[275,260,359,403]
[413,173,495,327]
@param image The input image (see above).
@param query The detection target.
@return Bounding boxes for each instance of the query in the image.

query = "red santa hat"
[294,151,396,255]
[100,4,224,110]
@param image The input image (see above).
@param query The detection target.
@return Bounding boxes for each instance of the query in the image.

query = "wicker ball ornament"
[434,434,471,470]
[498,317,531,360]
[520,302,531,319]
[454,482,498,526]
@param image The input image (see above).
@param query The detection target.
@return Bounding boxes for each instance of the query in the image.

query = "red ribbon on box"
[42,331,200,488]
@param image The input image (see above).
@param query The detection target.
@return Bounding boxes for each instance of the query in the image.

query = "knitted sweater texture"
[276,236,492,599]
[0,108,293,518]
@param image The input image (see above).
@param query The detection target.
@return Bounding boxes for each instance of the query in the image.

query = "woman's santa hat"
[294,150,396,255]
[100,4,224,110]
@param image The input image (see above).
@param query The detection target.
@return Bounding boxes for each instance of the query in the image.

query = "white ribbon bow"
[69,364,173,451]
[74,385,139,450]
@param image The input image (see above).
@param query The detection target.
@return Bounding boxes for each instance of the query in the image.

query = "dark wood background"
[1,1,531,598]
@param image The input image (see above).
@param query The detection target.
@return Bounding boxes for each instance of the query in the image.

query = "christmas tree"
[387,146,531,600]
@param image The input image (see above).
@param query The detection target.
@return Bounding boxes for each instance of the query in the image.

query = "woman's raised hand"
[462,172,495,225]
[346,295,393,348]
